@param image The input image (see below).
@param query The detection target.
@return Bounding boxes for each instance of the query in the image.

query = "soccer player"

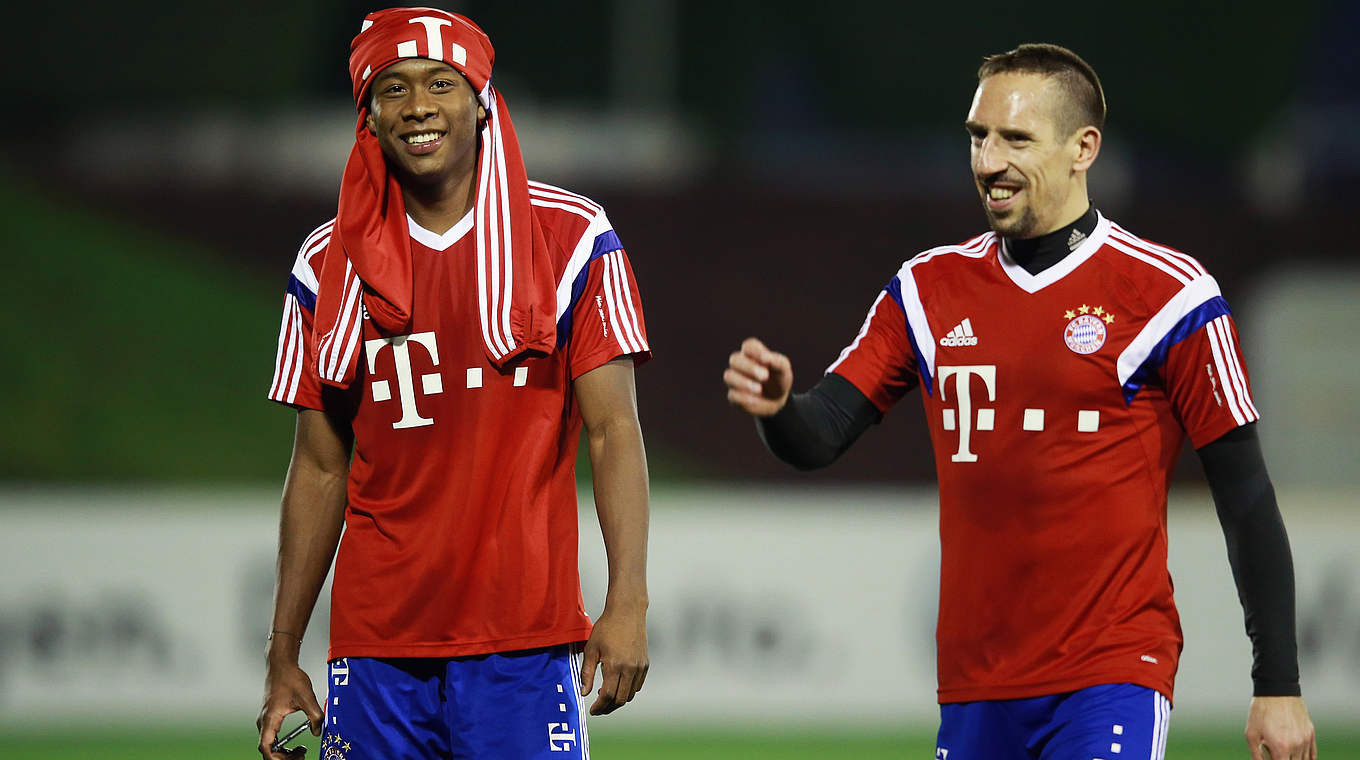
[256,9,651,760]
[724,44,1316,760]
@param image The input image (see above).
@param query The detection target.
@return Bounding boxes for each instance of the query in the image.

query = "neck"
[400,168,477,235]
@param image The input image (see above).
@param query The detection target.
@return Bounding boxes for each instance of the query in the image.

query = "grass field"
[2,725,1354,759]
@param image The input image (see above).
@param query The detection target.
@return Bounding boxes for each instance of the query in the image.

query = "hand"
[725,337,793,417]
[257,659,324,759]
[579,605,649,715]
[1245,696,1316,760]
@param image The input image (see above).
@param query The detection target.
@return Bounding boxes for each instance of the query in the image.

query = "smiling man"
[724,44,1316,759]
[256,9,651,760]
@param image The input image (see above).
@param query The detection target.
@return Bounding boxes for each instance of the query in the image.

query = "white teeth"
[404,132,441,144]
[989,187,1015,200]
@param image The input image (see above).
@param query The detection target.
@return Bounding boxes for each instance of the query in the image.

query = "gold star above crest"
[1078,304,1091,314]
[1093,306,1105,316]
[1064,310,1076,320]
[1103,313,1115,324]
[344,741,353,751]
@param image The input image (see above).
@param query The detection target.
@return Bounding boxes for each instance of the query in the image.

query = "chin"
[985,209,1038,239]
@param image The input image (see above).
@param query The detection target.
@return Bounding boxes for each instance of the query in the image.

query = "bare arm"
[574,357,650,716]
[256,409,352,759]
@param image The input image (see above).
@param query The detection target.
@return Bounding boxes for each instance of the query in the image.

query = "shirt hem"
[937,671,1174,706]
[328,626,595,661]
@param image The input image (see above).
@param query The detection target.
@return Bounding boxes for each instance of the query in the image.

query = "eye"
[431,79,455,91]
[381,83,405,97]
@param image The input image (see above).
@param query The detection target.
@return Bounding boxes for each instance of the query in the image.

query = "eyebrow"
[998,127,1036,140]
[372,62,460,85]
[963,121,1036,141]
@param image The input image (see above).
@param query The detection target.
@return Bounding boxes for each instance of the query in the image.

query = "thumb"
[579,645,600,697]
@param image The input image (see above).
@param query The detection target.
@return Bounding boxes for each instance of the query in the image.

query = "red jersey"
[829,213,1258,704]
[268,181,650,659]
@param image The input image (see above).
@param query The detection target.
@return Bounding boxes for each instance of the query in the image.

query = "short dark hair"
[978,43,1106,136]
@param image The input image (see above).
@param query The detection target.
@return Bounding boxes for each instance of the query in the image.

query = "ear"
[1071,126,1101,174]
[365,109,377,137]
[477,103,487,121]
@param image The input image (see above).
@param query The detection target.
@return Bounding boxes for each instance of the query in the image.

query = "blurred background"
[3,0,1357,757]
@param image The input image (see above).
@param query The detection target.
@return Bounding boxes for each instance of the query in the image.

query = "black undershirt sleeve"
[756,373,882,470]
[1196,423,1302,696]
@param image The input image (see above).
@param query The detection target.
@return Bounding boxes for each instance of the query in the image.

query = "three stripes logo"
[939,318,978,347]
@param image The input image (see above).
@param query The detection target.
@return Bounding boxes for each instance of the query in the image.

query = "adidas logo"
[939,318,978,347]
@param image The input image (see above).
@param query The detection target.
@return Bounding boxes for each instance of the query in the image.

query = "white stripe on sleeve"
[1206,318,1248,425]
[1215,316,1259,419]
[269,295,297,400]
[609,251,647,351]
[601,253,640,355]
[284,299,305,403]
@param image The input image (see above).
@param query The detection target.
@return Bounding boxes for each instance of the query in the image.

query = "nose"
[403,88,438,121]
[975,135,1008,177]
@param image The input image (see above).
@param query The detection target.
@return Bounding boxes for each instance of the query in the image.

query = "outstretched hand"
[1246,696,1316,760]
[724,337,793,417]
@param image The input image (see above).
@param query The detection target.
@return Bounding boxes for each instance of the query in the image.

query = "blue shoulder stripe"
[886,275,933,396]
[1121,296,1230,403]
[287,274,317,312]
[556,230,624,348]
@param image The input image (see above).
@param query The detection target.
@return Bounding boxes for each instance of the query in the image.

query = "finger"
[590,662,623,715]
[259,709,286,756]
[625,667,644,703]
[1247,738,1265,760]
[303,690,325,735]
[763,349,792,377]
[611,665,637,705]
[740,337,770,360]
[286,747,308,759]
[630,661,649,698]
[727,352,772,383]
[722,367,763,395]
[579,646,599,697]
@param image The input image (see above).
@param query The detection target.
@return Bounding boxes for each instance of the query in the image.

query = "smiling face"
[965,72,1100,239]
[365,58,486,190]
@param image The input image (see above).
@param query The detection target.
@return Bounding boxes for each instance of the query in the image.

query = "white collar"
[407,209,474,251]
[998,212,1111,293]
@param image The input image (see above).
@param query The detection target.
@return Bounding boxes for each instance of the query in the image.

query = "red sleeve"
[825,287,919,413]
[1161,313,1260,448]
[567,247,650,379]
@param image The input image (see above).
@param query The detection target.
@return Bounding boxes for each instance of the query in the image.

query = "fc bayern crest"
[1064,314,1107,354]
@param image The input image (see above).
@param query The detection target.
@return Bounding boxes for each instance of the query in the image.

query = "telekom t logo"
[938,365,997,463]
[366,332,442,429]
[398,16,468,65]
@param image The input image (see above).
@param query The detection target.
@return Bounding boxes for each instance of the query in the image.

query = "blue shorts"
[321,643,589,760]
[936,683,1170,760]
